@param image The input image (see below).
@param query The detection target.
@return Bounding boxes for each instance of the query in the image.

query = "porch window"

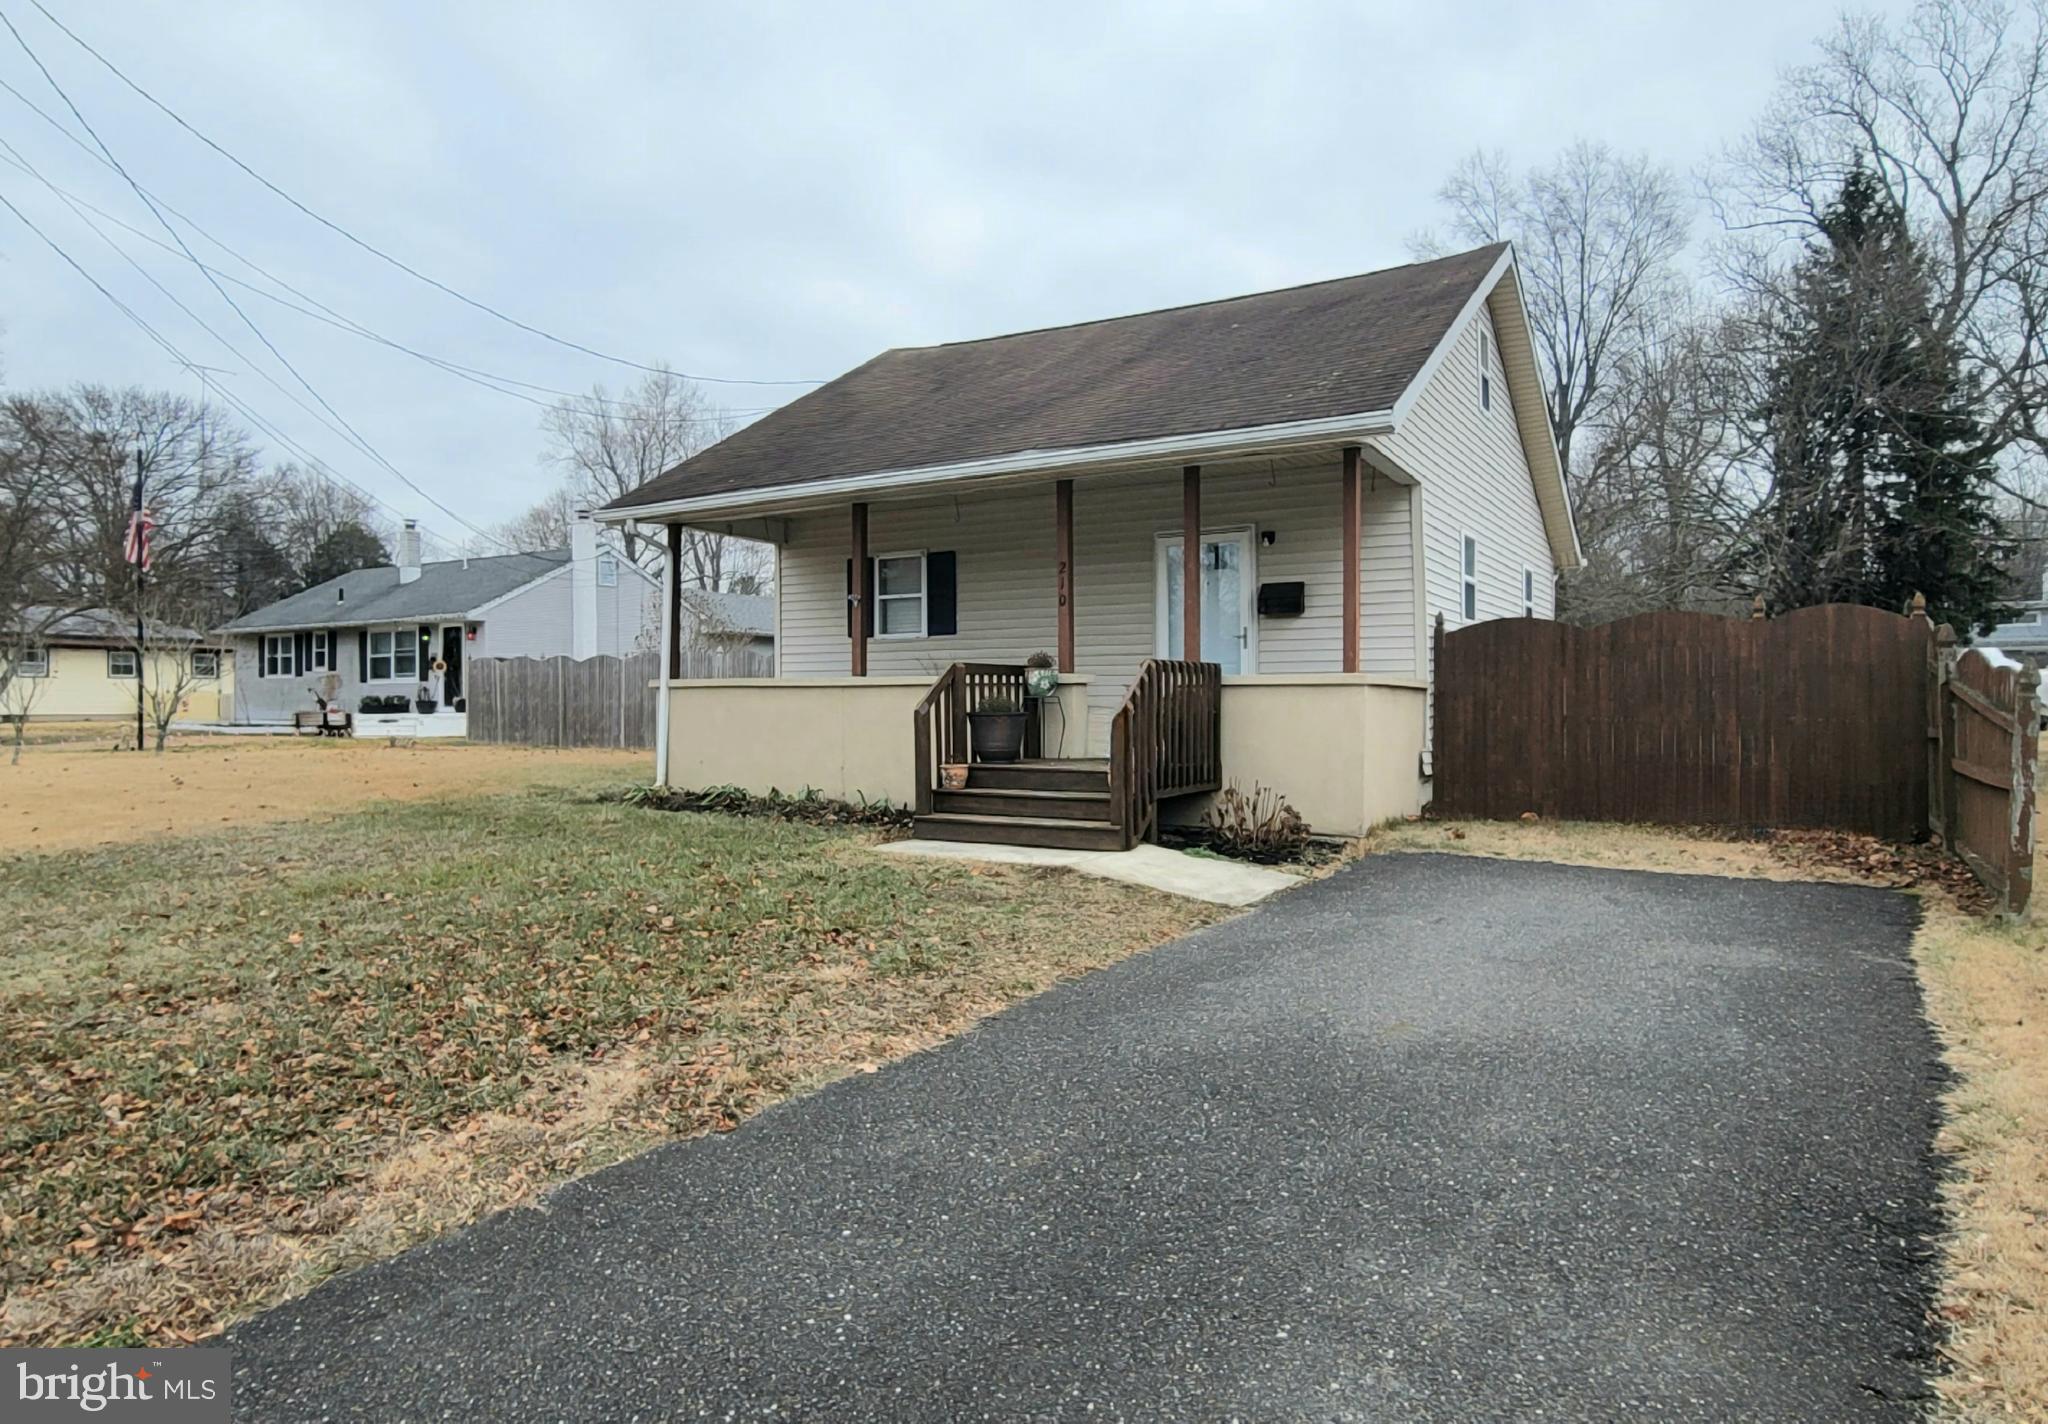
[193,650,220,679]
[107,648,139,679]
[367,629,418,681]
[1523,566,1537,618]
[874,552,926,638]
[1461,534,1479,623]
[262,634,293,677]
[15,646,47,678]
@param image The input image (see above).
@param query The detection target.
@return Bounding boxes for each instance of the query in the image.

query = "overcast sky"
[0,0,1902,552]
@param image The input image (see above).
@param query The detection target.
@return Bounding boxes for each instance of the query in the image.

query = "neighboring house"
[4,607,232,722]
[1982,573,2048,659]
[600,243,1578,843]
[218,512,660,729]
[677,588,775,657]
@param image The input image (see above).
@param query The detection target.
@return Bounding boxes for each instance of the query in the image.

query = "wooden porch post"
[1342,445,1362,673]
[1182,465,1201,663]
[666,522,684,676]
[1055,478,1075,673]
[849,501,869,677]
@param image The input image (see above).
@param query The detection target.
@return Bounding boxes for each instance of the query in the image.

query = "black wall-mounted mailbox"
[1257,581,1306,617]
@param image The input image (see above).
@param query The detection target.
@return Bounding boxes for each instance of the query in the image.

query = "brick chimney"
[396,519,422,585]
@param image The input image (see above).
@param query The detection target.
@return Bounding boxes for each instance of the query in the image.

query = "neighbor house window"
[107,648,139,679]
[307,630,332,672]
[596,554,619,587]
[367,629,418,682]
[1479,327,1493,411]
[15,646,47,678]
[873,552,926,637]
[1461,535,1479,623]
[1523,567,1537,618]
[262,634,293,677]
[192,650,220,679]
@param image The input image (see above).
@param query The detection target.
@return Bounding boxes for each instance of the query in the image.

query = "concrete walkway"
[230,855,1944,1421]
[873,837,1299,905]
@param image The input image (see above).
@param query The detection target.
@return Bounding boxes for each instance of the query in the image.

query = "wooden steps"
[914,758,1126,850]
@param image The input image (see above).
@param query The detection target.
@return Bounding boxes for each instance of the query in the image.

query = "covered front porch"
[638,443,1431,843]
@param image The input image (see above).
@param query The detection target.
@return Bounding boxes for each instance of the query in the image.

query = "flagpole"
[132,449,144,754]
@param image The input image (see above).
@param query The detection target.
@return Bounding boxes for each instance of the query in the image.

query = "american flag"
[124,483,155,572]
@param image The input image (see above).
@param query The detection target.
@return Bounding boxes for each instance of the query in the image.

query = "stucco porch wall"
[661,673,1421,837]
[660,675,1093,808]
[1160,675,1427,839]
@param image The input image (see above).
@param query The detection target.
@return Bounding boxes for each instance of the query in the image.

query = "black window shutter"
[357,629,368,683]
[927,551,957,636]
[418,625,432,680]
[255,637,264,679]
[294,631,309,677]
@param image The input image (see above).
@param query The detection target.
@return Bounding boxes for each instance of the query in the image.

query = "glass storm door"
[1157,530,1254,673]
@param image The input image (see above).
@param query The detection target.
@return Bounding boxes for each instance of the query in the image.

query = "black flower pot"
[967,709,1028,763]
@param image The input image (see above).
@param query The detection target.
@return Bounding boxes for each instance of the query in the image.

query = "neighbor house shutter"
[927,552,957,636]
[294,631,310,677]
[357,629,368,683]
[417,626,432,684]
[845,559,875,638]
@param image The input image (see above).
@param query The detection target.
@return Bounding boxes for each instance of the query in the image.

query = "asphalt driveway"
[230,853,1946,1421]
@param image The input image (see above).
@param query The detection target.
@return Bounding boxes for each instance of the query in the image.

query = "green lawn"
[0,784,1219,1346]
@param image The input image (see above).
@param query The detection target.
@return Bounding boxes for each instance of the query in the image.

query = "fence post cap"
[1750,594,1766,620]
[1908,591,1930,621]
[1935,623,1957,648]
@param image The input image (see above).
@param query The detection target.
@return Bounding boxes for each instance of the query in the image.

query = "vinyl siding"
[776,461,1416,746]
[477,569,572,660]
[16,643,231,721]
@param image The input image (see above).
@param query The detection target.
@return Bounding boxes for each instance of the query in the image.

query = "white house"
[219,512,662,730]
[599,244,1578,843]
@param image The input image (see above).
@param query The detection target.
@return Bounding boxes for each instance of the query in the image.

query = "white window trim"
[596,553,620,587]
[366,627,421,682]
[871,549,928,640]
[308,630,331,672]
[107,648,139,679]
[15,646,48,678]
[1522,565,1538,618]
[1151,526,1259,672]
[1460,532,1479,625]
[193,650,220,680]
[262,633,293,678]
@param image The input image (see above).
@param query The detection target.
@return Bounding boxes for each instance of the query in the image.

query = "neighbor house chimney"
[397,519,422,585]
[570,508,597,659]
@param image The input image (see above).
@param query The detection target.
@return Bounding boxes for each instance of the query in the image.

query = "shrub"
[973,693,1023,715]
[1202,782,1311,862]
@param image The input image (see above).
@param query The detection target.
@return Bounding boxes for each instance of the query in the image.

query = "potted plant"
[940,762,970,790]
[968,693,1029,763]
[414,683,438,715]
[1024,650,1059,699]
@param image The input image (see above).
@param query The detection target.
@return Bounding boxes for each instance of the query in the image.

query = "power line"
[0,5,515,552]
[0,85,789,424]
[25,0,823,389]
[0,178,465,555]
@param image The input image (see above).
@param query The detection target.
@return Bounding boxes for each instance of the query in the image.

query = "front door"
[1156,529,1255,673]
[441,625,464,705]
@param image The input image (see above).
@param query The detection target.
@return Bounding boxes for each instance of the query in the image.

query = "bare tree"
[1713,0,2048,478]
[1418,142,1693,479]
[542,364,769,589]
[123,601,214,753]
[494,484,575,553]
[1,644,48,764]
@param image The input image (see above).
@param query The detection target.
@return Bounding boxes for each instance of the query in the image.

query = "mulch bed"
[610,784,914,830]
[1759,828,1992,913]
[1155,826,1348,870]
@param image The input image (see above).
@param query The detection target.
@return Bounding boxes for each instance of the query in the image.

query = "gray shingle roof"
[605,244,1507,512]
[16,606,210,646]
[680,589,774,637]
[220,550,569,633]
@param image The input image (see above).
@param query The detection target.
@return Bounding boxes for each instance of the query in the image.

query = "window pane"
[1463,583,1477,621]
[878,596,921,636]
[877,556,921,595]
[1463,538,1476,576]
[370,632,390,656]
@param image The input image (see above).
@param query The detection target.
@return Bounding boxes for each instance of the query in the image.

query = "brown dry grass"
[1364,813,2046,1420]
[0,737,643,853]
[0,789,1218,1347]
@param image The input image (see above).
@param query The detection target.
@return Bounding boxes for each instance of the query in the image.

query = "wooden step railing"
[1108,659,1222,847]
[911,663,1041,814]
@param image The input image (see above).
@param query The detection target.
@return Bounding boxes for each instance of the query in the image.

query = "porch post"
[1342,445,1362,673]
[1055,478,1075,673]
[654,522,676,787]
[849,501,869,677]
[1182,465,1201,663]
[666,523,684,676]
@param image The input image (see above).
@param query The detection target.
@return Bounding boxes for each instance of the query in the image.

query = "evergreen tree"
[299,520,390,589]
[1751,167,2012,633]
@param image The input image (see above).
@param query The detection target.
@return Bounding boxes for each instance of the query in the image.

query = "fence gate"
[1936,640,2039,915]
[1431,603,1935,841]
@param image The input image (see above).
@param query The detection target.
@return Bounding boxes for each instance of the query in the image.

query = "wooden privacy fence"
[467,646,770,750]
[1935,638,2039,914]
[1432,604,1934,841]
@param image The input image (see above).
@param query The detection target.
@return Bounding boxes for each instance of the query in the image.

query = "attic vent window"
[597,554,619,587]
[1478,327,1493,412]
[336,587,345,602]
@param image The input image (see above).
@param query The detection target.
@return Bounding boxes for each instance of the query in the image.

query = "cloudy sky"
[0,1,1897,551]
